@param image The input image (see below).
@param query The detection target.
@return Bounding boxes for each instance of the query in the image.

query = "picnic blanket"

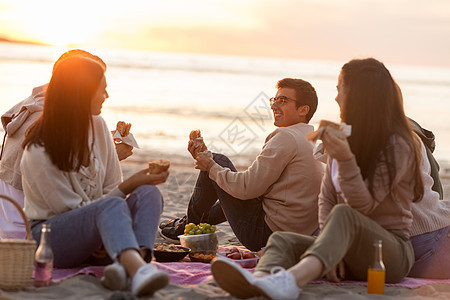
[52,254,450,289]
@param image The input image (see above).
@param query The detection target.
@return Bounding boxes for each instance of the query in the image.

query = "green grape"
[184,222,217,235]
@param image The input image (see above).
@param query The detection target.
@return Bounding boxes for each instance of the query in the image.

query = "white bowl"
[178,232,219,259]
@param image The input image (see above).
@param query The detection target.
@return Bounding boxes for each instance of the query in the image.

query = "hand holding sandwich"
[195,151,214,172]
[115,143,133,161]
[188,130,208,159]
[321,126,353,161]
[118,159,170,195]
[306,120,353,162]
[118,169,169,195]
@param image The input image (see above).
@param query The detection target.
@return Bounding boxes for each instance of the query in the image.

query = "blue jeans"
[31,185,163,268]
[409,225,450,279]
[187,153,272,252]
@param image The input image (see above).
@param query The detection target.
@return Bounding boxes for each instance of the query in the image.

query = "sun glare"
[2,0,262,48]
[31,20,99,47]
[5,1,104,47]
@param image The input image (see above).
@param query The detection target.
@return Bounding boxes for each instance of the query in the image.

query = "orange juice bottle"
[367,240,385,295]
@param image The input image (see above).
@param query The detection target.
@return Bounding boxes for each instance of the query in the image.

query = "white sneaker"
[101,261,127,291]
[252,266,302,300]
[131,264,170,297]
[211,257,260,299]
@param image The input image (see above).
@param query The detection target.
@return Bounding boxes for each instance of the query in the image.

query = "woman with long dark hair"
[211,58,424,299]
[22,56,169,297]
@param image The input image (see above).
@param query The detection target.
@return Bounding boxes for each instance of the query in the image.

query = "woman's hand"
[321,127,353,161]
[119,169,169,195]
[114,142,133,161]
[325,260,346,282]
[195,151,215,171]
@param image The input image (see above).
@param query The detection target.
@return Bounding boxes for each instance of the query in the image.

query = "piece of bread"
[189,130,201,140]
[189,129,208,156]
[117,121,131,137]
[148,159,170,174]
[306,120,341,141]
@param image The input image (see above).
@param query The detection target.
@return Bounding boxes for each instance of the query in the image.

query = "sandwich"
[189,129,203,141]
[189,129,208,156]
[306,120,342,141]
[116,121,132,137]
[148,159,170,174]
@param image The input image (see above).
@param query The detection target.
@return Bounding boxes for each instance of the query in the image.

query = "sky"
[0,0,450,67]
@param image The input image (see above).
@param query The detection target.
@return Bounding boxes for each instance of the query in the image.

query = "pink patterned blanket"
[52,262,450,289]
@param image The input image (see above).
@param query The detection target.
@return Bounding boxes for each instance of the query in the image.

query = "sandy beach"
[1,149,449,299]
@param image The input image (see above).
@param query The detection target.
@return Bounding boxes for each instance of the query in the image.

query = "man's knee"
[212,153,236,170]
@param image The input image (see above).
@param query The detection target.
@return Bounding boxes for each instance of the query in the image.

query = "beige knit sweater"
[209,122,324,235]
[319,136,417,236]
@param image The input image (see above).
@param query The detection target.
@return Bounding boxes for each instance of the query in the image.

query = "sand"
[1,149,449,299]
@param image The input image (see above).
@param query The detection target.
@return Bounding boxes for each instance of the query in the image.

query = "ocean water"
[1,42,449,166]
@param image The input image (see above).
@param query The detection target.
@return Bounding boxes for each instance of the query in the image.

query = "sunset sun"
[1,1,103,47]
[30,18,100,47]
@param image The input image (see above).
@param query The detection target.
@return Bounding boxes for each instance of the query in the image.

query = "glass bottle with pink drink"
[33,224,54,287]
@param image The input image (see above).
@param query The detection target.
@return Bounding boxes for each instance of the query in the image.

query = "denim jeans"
[187,153,272,252]
[31,185,163,268]
[409,225,450,279]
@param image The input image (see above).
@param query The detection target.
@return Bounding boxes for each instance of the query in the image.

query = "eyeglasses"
[269,96,298,106]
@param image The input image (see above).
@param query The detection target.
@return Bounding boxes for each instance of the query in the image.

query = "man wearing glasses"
[160,78,324,251]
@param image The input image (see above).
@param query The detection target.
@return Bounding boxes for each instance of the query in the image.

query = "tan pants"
[255,204,414,283]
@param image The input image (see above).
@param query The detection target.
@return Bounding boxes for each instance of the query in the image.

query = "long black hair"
[340,58,423,201]
[23,57,105,172]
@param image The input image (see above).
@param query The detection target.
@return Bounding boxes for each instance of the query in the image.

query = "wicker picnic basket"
[0,194,36,290]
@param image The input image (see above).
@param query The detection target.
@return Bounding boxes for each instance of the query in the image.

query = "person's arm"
[198,130,297,200]
[323,128,414,215]
[93,117,169,196]
[118,169,169,195]
[318,159,338,229]
[337,144,413,214]
[94,116,123,196]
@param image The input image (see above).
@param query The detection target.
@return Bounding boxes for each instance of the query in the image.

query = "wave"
[2,42,450,87]
[106,105,254,121]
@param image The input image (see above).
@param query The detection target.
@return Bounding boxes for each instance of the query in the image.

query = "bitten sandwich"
[148,159,170,174]
[306,120,341,142]
[116,121,132,137]
[189,129,208,156]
